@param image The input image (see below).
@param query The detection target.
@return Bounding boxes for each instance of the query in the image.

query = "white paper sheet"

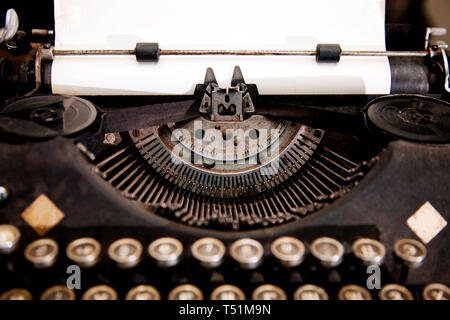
[52,0,391,95]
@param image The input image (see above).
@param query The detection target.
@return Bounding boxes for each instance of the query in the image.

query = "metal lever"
[425,27,447,50]
[441,47,450,93]
[0,9,19,45]
[199,67,255,121]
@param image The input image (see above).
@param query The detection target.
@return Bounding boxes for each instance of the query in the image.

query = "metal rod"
[54,49,135,55]
[342,50,427,57]
[53,48,428,57]
[160,49,428,57]
[160,49,318,56]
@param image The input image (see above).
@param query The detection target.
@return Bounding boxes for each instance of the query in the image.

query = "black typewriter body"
[0,0,449,302]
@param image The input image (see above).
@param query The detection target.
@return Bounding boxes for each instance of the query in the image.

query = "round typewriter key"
[0,288,33,300]
[252,284,287,300]
[394,238,427,268]
[191,237,225,268]
[168,284,203,300]
[293,284,329,300]
[40,285,76,300]
[230,238,264,270]
[126,285,161,300]
[24,238,59,268]
[108,238,143,269]
[148,237,183,267]
[0,224,21,254]
[0,186,8,202]
[270,236,305,267]
[423,283,450,300]
[82,285,118,300]
[338,285,372,300]
[66,237,101,268]
[379,284,414,300]
[352,238,385,266]
[211,284,246,300]
[310,237,344,267]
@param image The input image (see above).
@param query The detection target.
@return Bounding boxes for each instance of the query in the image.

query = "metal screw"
[104,133,121,145]
[104,133,116,144]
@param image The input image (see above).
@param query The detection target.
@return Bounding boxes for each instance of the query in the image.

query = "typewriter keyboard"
[0,224,449,300]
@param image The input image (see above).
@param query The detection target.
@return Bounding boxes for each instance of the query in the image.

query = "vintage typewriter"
[0,0,449,302]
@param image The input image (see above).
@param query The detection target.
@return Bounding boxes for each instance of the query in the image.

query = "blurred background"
[387,0,450,43]
[424,0,450,43]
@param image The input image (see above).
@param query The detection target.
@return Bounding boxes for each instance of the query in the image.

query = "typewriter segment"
[93,116,378,230]
[0,0,449,305]
[1,229,449,300]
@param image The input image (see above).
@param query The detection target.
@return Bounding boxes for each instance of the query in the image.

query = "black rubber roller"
[316,44,341,62]
[135,42,160,62]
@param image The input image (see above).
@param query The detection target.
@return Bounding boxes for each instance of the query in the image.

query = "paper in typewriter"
[52,0,391,95]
